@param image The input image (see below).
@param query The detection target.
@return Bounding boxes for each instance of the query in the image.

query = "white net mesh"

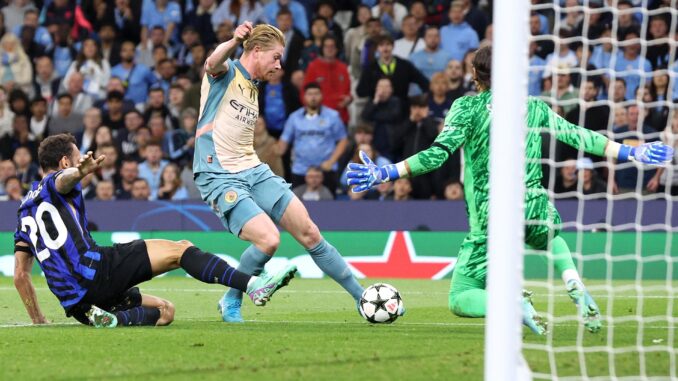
[523,1,677,379]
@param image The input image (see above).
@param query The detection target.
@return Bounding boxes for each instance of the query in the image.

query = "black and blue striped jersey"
[14,171,100,309]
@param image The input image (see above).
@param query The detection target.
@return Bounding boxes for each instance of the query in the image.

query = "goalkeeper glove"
[618,142,674,166]
[346,151,400,193]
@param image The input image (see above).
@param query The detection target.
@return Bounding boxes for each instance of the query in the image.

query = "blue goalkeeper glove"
[618,142,674,166]
[346,151,400,193]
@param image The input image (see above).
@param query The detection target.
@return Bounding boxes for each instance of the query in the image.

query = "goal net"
[515,0,678,379]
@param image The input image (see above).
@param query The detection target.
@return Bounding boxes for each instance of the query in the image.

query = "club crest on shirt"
[225,191,238,203]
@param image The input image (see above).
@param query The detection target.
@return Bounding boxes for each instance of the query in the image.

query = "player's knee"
[257,231,280,254]
[299,221,321,248]
[157,300,175,326]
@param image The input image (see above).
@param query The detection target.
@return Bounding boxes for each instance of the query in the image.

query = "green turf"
[0,277,676,380]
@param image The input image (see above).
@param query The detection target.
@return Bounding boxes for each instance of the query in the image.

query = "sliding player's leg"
[449,235,547,335]
[525,195,601,333]
[278,197,365,303]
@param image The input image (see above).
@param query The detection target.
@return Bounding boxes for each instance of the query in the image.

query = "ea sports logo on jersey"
[224,191,238,204]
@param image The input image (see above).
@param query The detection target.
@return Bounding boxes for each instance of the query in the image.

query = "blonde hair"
[243,24,286,52]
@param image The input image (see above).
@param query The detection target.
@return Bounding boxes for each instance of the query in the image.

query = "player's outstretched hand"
[234,21,253,42]
[631,142,674,166]
[77,151,105,176]
[346,151,387,193]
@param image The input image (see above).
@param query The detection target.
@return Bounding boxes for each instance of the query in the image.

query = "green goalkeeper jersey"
[404,90,609,235]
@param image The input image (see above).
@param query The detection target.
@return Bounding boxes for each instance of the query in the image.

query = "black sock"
[179,246,251,291]
[115,306,161,326]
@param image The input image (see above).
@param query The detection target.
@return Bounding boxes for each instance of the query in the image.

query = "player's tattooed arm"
[55,151,105,195]
[205,21,253,76]
[14,242,48,324]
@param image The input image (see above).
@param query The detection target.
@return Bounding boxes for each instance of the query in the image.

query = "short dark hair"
[56,93,73,102]
[304,82,321,92]
[409,94,429,108]
[376,34,394,46]
[472,46,491,89]
[277,7,292,18]
[31,97,47,106]
[107,90,124,101]
[38,134,76,171]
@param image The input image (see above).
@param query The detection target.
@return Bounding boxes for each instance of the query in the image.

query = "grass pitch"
[0,277,676,380]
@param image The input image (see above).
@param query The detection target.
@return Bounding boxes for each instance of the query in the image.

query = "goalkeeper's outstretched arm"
[535,98,674,165]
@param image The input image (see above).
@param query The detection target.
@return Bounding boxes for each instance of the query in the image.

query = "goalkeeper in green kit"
[346,46,674,335]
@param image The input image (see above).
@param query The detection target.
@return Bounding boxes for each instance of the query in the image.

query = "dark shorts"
[69,239,153,325]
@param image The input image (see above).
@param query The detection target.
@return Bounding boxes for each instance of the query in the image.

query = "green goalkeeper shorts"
[453,193,562,282]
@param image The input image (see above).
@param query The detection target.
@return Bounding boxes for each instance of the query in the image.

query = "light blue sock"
[225,245,271,300]
[308,239,364,301]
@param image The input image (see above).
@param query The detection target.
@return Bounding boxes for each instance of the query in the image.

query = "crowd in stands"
[0,0,676,203]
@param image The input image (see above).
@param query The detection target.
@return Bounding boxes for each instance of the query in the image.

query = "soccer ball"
[359,283,403,324]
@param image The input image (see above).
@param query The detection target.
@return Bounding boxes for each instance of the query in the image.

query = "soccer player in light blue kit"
[195,22,373,322]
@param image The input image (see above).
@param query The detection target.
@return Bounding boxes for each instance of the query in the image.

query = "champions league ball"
[359,283,403,324]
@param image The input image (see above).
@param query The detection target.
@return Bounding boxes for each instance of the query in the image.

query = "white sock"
[247,276,258,288]
[562,269,582,288]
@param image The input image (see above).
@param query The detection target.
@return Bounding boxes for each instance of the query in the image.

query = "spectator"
[45,23,76,79]
[391,95,440,198]
[356,35,429,111]
[264,0,309,39]
[52,72,94,117]
[9,89,29,117]
[94,143,120,184]
[646,14,671,70]
[647,72,670,130]
[166,107,196,166]
[74,108,102,154]
[443,181,464,200]
[440,1,479,62]
[183,0,218,46]
[338,121,375,170]
[44,0,93,39]
[117,110,144,159]
[141,0,182,45]
[101,90,126,132]
[136,26,172,68]
[576,158,607,196]
[590,27,613,72]
[47,94,81,135]
[278,82,347,194]
[115,158,139,199]
[615,0,640,39]
[611,78,628,105]
[113,0,142,45]
[253,116,284,178]
[299,17,330,70]
[168,84,185,121]
[94,77,136,112]
[541,65,579,115]
[29,97,48,141]
[614,29,652,101]
[138,141,169,200]
[304,35,352,124]
[2,0,34,33]
[565,79,610,132]
[0,86,14,137]
[212,0,264,28]
[554,158,577,194]
[134,126,152,159]
[13,145,39,188]
[316,0,343,52]
[543,29,578,79]
[1,175,23,201]
[20,24,46,59]
[259,67,301,138]
[276,8,305,80]
[428,72,452,123]
[386,178,412,201]
[94,126,116,151]
[80,172,97,200]
[131,177,151,201]
[154,58,177,99]
[63,38,111,100]
[174,26,201,71]
[647,112,678,195]
[460,0,488,42]
[293,166,334,201]
[0,33,33,95]
[393,15,425,60]
[156,162,188,200]
[99,23,122,67]
[407,0,429,34]
[371,0,407,37]
[0,159,17,196]
[0,114,37,161]
[360,77,402,159]
[95,180,116,201]
[32,56,60,104]
[343,4,372,77]
[111,40,157,108]
[409,26,454,80]
[144,87,176,129]
[13,9,52,51]
[528,41,546,97]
